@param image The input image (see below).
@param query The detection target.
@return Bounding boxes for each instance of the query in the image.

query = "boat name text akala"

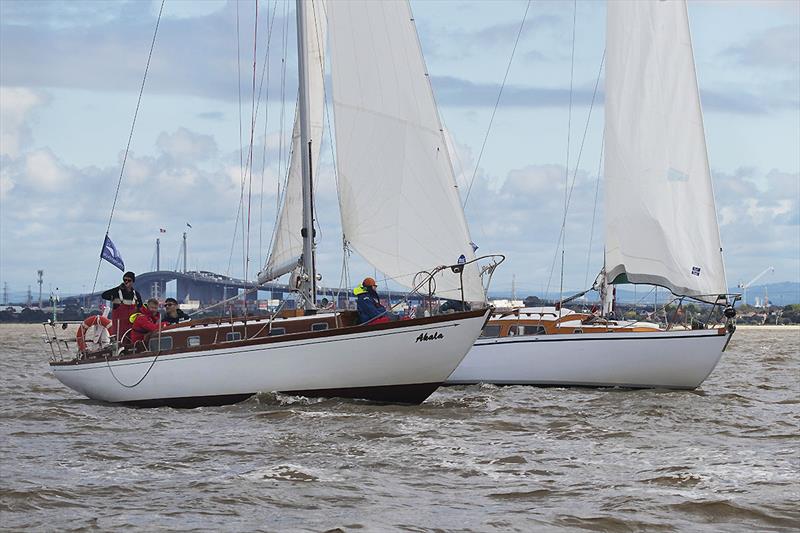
[416,332,444,343]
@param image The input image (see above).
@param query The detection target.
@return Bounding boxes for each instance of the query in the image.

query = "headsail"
[327,0,484,302]
[604,0,727,303]
[259,0,327,285]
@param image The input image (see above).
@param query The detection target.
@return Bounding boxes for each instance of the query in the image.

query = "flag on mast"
[100,235,125,272]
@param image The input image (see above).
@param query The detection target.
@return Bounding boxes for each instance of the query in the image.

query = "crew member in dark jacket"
[354,277,390,324]
[101,271,143,339]
[162,298,190,324]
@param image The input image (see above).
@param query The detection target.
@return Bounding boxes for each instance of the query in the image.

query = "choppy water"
[1,324,798,532]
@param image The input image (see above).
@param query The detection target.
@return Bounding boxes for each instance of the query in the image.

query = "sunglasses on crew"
[123,279,133,283]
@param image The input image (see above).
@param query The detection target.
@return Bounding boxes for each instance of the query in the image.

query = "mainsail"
[604,0,727,303]
[259,0,327,284]
[327,0,484,302]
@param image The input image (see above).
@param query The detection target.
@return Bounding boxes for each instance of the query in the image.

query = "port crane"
[738,266,774,306]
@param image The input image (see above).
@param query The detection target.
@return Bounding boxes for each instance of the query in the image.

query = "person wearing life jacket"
[354,277,391,325]
[129,298,169,346]
[101,271,143,339]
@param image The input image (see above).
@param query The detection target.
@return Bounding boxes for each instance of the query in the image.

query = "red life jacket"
[129,308,163,344]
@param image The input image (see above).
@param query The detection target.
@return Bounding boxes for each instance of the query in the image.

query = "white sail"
[327,0,484,302]
[604,0,727,303]
[259,0,327,285]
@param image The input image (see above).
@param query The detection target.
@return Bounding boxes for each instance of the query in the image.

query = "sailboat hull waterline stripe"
[117,382,442,409]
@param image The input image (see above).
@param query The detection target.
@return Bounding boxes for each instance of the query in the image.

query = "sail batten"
[604,0,727,303]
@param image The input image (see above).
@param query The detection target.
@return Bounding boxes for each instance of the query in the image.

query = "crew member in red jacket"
[129,298,169,346]
[101,271,143,339]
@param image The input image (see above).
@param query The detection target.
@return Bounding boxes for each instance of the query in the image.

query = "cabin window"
[480,325,500,338]
[148,336,173,352]
[311,322,329,332]
[226,332,242,342]
[573,328,583,334]
[521,325,546,336]
[269,327,286,336]
[187,336,201,347]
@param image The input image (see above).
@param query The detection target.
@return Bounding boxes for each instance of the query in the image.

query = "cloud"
[700,89,769,114]
[431,75,599,108]
[713,167,800,281]
[722,24,800,69]
[0,1,296,102]
[0,165,15,197]
[458,154,605,294]
[156,127,218,163]
[196,111,226,121]
[456,155,800,295]
[433,73,797,115]
[0,120,292,291]
[24,148,73,191]
[0,86,49,157]
[417,10,567,62]
[466,16,563,50]
[0,0,142,29]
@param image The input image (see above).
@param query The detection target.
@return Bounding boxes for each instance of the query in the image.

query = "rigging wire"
[90,0,165,295]
[262,0,292,270]
[257,0,281,265]
[309,0,331,244]
[462,0,532,210]
[264,0,330,280]
[279,0,289,225]
[241,0,261,323]
[543,47,605,301]
[244,0,260,288]
[559,0,578,308]
[226,1,246,277]
[583,138,604,289]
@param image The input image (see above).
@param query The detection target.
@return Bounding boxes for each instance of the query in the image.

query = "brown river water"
[1,324,798,532]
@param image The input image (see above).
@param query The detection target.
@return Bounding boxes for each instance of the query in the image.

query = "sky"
[1,0,798,302]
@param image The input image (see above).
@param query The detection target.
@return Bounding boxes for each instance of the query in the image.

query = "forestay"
[259,0,327,284]
[327,0,484,302]
[604,0,727,303]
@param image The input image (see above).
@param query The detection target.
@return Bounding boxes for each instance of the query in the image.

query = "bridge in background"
[64,270,423,308]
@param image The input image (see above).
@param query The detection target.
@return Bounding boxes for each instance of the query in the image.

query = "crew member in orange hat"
[353,277,390,324]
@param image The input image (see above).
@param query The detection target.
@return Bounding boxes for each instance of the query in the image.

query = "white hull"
[52,310,489,406]
[447,329,731,389]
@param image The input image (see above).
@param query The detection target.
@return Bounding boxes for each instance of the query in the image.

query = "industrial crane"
[738,266,774,306]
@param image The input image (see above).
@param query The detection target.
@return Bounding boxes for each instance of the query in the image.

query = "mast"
[182,231,187,273]
[156,238,161,271]
[296,0,316,311]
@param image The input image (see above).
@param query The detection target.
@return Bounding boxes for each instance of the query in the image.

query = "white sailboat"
[47,0,492,407]
[447,0,737,389]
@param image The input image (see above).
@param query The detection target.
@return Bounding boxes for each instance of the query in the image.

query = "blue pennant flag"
[100,235,125,272]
